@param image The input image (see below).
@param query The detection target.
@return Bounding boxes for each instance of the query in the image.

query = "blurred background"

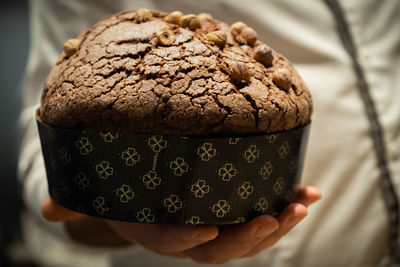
[0,0,32,266]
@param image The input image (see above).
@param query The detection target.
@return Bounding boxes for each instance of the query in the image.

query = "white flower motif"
[60,180,72,197]
[147,135,167,153]
[217,163,238,182]
[254,197,268,213]
[58,148,71,165]
[289,158,298,174]
[273,177,285,195]
[163,194,183,213]
[100,132,119,143]
[278,141,290,159]
[185,216,204,225]
[243,145,260,163]
[76,137,94,156]
[136,208,155,223]
[169,157,189,176]
[116,184,135,203]
[196,143,217,161]
[266,134,279,143]
[74,172,90,190]
[95,161,114,179]
[191,180,210,198]
[212,200,231,218]
[121,147,141,166]
[234,217,246,223]
[228,138,242,145]
[49,154,58,171]
[259,161,274,180]
[47,127,55,139]
[93,197,109,215]
[237,181,254,199]
[142,170,162,190]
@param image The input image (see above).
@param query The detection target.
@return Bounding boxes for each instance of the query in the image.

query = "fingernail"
[198,236,212,242]
[255,226,274,238]
[286,216,301,227]
[197,233,216,242]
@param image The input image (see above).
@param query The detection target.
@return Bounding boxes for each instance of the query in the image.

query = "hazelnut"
[165,11,183,25]
[63,38,80,57]
[157,28,176,46]
[135,8,153,22]
[229,62,250,84]
[206,31,227,47]
[240,27,257,46]
[273,69,292,91]
[230,21,247,35]
[198,13,213,21]
[253,44,274,66]
[180,14,201,30]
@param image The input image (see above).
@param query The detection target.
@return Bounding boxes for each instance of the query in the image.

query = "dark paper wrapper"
[37,116,310,225]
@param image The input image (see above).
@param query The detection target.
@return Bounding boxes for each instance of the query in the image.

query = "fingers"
[243,203,307,257]
[41,197,85,222]
[41,186,320,262]
[297,186,322,207]
[65,217,131,247]
[184,215,279,264]
[105,220,218,253]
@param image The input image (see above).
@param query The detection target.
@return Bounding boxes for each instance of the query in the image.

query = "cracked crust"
[39,10,312,135]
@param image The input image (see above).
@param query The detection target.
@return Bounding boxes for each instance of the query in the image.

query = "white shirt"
[18,0,400,266]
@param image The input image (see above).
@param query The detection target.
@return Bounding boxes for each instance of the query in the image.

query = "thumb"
[41,196,85,222]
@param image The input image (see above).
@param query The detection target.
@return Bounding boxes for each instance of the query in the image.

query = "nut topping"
[240,27,257,46]
[135,8,153,22]
[273,69,292,91]
[230,21,258,46]
[157,28,176,46]
[63,39,80,57]
[229,62,250,84]
[230,21,247,35]
[253,44,274,66]
[206,31,227,47]
[165,11,183,25]
[198,13,213,21]
[180,14,201,30]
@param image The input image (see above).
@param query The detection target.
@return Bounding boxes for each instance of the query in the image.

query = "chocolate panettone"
[39,9,312,135]
[37,9,312,225]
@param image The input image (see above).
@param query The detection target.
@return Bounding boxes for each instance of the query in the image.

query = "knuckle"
[154,230,204,252]
[150,236,179,253]
[180,227,216,244]
[239,241,254,251]
[179,228,203,243]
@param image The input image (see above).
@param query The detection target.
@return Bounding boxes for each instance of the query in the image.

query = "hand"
[42,186,321,264]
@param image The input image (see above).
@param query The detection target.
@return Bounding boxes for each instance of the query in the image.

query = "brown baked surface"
[39,10,312,135]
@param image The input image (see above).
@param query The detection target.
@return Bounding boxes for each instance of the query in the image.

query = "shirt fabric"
[18,0,400,266]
